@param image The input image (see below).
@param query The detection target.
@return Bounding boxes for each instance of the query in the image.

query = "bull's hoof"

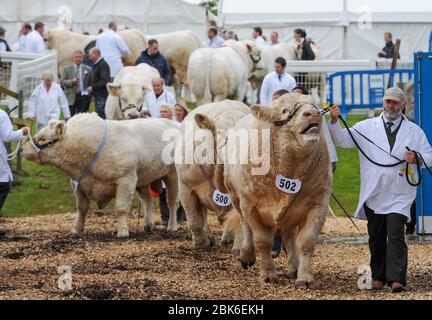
[117,229,130,238]
[193,239,211,249]
[239,259,255,270]
[295,280,317,290]
[166,225,179,233]
[287,270,298,279]
[260,271,278,284]
[144,224,154,233]
[71,227,83,238]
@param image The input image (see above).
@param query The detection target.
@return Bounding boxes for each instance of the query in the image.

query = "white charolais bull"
[21,113,180,237]
[175,100,249,250]
[223,94,332,288]
[44,28,147,67]
[188,40,263,106]
[105,64,160,120]
[145,31,202,100]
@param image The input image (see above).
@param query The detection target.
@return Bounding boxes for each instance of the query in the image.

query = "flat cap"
[383,86,406,102]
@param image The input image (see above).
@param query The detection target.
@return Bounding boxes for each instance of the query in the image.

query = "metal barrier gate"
[327,69,414,118]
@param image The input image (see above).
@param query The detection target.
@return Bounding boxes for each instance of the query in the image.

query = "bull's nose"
[302,109,320,118]
[128,114,139,119]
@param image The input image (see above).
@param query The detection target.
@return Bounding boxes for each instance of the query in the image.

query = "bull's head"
[251,94,323,148]
[244,40,264,72]
[107,83,149,120]
[20,120,66,164]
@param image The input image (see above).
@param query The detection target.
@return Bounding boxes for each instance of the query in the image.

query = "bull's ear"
[195,114,215,131]
[246,44,252,53]
[55,122,66,138]
[107,83,121,96]
[250,105,273,122]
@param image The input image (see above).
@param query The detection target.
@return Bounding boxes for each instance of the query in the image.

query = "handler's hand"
[330,105,341,123]
[405,151,418,164]
[22,127,29,136]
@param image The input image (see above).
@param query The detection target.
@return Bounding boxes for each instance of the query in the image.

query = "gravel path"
[1,211,431,300]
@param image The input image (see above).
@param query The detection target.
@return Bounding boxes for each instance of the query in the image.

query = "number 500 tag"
[213,190,232,207]
[276,175,302,194]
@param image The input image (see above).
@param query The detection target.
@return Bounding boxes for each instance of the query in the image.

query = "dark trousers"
[159,189,187,223]
[406,201,417,234]
[69,94,91,117]
[0,182,10,214]
[364,204,408,286]
[94,94,107,120]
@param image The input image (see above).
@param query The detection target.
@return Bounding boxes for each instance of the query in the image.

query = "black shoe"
[391,282,407,293]
[0,228,6,238]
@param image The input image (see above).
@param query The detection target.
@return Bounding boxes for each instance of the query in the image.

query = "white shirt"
[18,35,27,52]
[0,38,7,52]
[96,29,131,78]
[28,83,71,126]
[260,71,297,105]
[328,114,432,222]
[255,36,267,46]
[322,117,338,163]
[0,110,24,182]
[23,30,45,54]
[143,90,177,118]
[206,36,225,48]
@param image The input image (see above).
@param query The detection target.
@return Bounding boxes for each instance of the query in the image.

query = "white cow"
[145,31,202,100]
[105,64,160,120]
[44,28,147,68]
[21,113,180,237]
[188,40,263,106]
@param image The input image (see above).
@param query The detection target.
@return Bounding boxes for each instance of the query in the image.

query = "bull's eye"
[121,98,127,103]
[282,109,289,114]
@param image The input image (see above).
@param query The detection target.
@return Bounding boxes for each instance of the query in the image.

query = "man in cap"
[328,87,432,293]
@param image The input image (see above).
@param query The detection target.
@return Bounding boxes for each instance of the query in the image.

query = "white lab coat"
[328,114,432,221]
[18,35,27,52]
[255,36,267,46]
[96,30,131,78]
[322,117,338,163]
[28,83,71,126]
[23,31,45,54]
[206,36,225,48]
[0,110,24,182]
[143,90,177,118]
[260,71,297,105]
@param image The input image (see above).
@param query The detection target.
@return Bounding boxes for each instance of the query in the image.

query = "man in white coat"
[329,87,432,293]
[143,78,176,118]
[28,71,71,131]
[260,57,297,105]
[96,22,131,79]
[23,22,45,54]
[0,110,29,237]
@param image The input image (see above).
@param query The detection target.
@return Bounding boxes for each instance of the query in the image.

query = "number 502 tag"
[275,175,302,194]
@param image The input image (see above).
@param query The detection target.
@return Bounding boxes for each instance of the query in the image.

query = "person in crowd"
[60,50,93,117]
[18,23,32,52]
[175,101,189,124]
[293,28,315,87]
[226,30,239,41]
[135,39,171,85]
[205,27,225,48]
[0,26,11,52]
[260,57,297,105]
[328,87,432,293]
[88,47,110,119]
[252,27,267,46]
[378,32,400,59]
[0,111,29,238]
[23,22,45,54]
[270,31,280,46]
[143,78,176,118]
[28,71,70,131]
[96,22,131,79]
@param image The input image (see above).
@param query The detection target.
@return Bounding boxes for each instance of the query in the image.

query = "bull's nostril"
[303,112,312,117]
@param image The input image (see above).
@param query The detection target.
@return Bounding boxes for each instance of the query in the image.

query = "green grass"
[1,114,370,218]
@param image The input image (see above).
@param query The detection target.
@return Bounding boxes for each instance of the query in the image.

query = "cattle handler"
[0,109,29,237]
[328,87,432,293]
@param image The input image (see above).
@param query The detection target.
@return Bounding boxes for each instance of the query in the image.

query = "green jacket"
[60,63,93,106]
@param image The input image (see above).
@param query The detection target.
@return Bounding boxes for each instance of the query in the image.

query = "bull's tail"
[203,57,212,105]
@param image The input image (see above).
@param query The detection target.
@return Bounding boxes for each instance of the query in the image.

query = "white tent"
[218,0,432,61]
[0,0,212,46]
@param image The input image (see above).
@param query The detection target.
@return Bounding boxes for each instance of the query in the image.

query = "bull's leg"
[163,174,179,232]
[282,227,299,278]
[247,209,277,283]
[238,216,256,270]
[182,188,210,248]
[136,186,154,233]
[295,207,327,289]
[114,174,137,238]
[71,189,90,236]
